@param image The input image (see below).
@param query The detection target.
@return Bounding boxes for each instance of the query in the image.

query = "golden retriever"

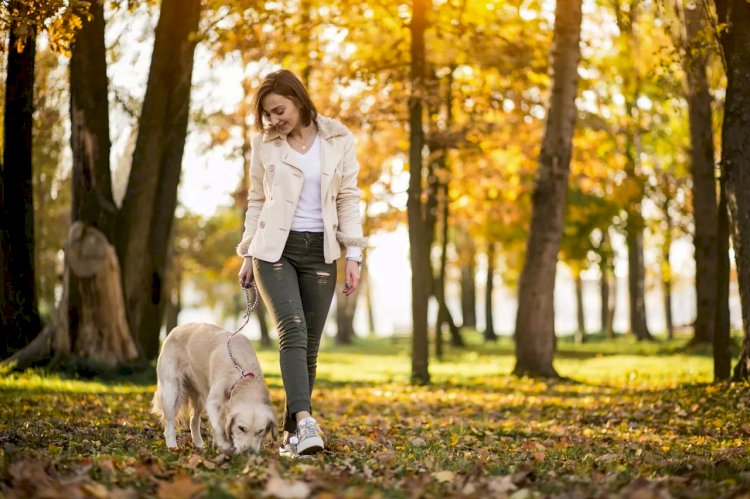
[152,323,277,453]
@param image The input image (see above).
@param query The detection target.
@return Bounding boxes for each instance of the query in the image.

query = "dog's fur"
[152,323,277,453]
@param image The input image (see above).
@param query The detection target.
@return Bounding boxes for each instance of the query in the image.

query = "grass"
[1,333,749,498]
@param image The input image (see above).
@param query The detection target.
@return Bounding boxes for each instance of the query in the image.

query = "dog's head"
[221,399,277,453]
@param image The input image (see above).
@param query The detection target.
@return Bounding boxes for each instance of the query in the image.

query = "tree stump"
[8,223,139,369]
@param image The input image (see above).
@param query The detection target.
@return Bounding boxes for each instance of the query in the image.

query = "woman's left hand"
[343,260,361,296]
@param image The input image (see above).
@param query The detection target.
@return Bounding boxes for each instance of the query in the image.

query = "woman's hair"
[254,69,318,131]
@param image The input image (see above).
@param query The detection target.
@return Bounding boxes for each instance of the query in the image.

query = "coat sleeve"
[236,134,266,257]
[335,132,367,250]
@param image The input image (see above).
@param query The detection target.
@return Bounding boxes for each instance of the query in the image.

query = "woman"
[237,69,366,457]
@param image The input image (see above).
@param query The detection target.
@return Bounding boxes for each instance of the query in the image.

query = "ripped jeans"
[253,231,336,433]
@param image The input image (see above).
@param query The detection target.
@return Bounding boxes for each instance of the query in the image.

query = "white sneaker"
[295,417,324,455]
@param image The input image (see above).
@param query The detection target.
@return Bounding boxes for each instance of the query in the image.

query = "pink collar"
[229,372,255,398]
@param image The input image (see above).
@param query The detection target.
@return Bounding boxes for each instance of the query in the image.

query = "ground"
[1,332,749,498]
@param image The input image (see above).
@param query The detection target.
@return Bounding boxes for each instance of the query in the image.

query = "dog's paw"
[193,439,205,449]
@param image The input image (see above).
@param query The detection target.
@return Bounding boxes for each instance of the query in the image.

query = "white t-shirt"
[290,135,325,232]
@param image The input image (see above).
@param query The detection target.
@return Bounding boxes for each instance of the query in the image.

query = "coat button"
[268,164,275,172]
[330,195,335,201]
[259,221,265,228]
[274,140,282,147]
[332,224,338,231]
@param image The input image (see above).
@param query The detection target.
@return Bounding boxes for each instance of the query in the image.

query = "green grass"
[2,334,749,498]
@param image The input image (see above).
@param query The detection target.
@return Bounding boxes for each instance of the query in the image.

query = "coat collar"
[261,114,349,143]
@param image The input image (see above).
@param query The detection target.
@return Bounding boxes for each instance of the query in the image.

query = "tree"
[115,0,203,360]
[1,1,40,358]
[711,0,750,379]
[677,0,719,345]
[408,0,431,385]
[513,0,583,377]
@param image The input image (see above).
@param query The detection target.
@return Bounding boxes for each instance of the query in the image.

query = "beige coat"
[236,115,366,263]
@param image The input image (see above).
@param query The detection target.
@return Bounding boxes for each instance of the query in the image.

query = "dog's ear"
[220,404,234,444]
[265,416,278,441]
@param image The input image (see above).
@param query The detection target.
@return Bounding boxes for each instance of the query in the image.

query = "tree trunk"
[574,271,585,344]
[10,224,138,369]
[598,235,614,338]
[116,0,202,360]
[712,0,750,379]
[714,173,731,380]
[459,228,477,329]
[68,0,135,362]
[362,264,376,336]
[683,1,718,345]
[1,12,40,358]
[513,0,582,377]
[164,285,180,334]
[484,242,497,342]
[408,0,431,385]
[626,222,653,340]
[257,301,271,347]
[662,225,674,340]
[335,258,357,345]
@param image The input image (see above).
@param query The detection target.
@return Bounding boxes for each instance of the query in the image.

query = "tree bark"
[714,173,731,380]
[662,218,674,340]
[336,257,357,344]
[683,1,718,345]
[408,0,431,385]
[513,0,582,377]
[484,242,497,342]
[116,0,202,360]
[574,271,585,344]
[626,222,653,340]
[598,232,615,338]
[1,11,40,358]
[712,0,750,379]
[10,224,138,369]
[459,228,477,329]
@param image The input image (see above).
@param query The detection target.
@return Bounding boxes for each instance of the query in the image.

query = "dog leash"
[227,282,260,383]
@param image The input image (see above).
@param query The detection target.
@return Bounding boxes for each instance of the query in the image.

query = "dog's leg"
[158,383,180,449]
[206,387,233,453]
[189,393,205,448]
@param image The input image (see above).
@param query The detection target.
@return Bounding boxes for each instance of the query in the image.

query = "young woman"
[237,69,366,457]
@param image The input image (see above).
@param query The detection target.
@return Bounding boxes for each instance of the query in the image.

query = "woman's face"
[261,93,301,134]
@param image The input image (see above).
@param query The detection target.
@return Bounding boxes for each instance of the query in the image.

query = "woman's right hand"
[238,257,254,288]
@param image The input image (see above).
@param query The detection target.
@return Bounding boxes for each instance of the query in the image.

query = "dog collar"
[229,372,255,398]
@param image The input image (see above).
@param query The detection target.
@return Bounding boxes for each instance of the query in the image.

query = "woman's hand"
[238,257,254,288]
[343,259,361,296]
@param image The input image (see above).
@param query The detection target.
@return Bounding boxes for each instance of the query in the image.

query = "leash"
[227,282,260,394]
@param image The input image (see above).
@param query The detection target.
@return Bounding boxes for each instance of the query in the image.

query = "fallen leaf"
[263,476,311,498]
[432,470,455,483]
[156,472,206,499]
[487,475,517,495]
[410,437,427,447]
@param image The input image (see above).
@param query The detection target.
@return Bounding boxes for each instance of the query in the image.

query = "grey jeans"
[253,231,336,433]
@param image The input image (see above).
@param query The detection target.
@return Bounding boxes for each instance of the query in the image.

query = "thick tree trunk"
[574,272,585,344]
[116,0,202,360]
[626,221,653,340]
[10,224,138,369]
[513,0,582,377]
[67,0,136,362]
[484,242,497,342]
[714,174,731,380]
[712,0,750,379]
[408,0,431,385]
[1,14,40,358]
[683,2,718,345]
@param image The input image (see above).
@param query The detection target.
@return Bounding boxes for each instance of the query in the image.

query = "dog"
[152,323,277,453]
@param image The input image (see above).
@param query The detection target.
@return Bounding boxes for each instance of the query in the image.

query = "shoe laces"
[297,418,319,441]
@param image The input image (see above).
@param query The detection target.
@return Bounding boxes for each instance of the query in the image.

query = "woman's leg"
[253,256,310,434]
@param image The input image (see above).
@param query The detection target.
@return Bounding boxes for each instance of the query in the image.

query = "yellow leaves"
[431,470,455,483]
[156,472,206,499]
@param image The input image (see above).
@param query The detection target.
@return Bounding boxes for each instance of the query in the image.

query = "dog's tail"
[152,380,190,428]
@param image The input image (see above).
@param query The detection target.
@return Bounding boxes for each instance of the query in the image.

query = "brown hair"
[253,69,318,132]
